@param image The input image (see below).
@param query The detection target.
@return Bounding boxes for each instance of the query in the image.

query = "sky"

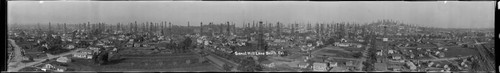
[8,1,495,28]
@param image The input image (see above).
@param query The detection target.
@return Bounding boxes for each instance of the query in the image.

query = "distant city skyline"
[8,1,495,28]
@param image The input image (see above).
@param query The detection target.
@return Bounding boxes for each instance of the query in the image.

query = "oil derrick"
[153,22,155,34]
[134,21,137,33]
[155,22,158,35]
[64,23,67,34]
[232,23,236,34]
[96,23,99,33]
[257,21,267,52]
[143,22,146,33]
[101,23,104,31]
[295,23,299,34]
[227,22,230,35]
[268,23,272,33]
[247,23,250,29]
[144,22,147,34]
[307,23,311,30]
[37,23,41,33]
[102,23,106,32]
[291,23,295,35]
[83,23,86,30]
[150,22,153,34]
[242,22,246,28]
[161,21,164,35]
[87,22,90,31]
[322,23,326,39]
[342,23,347,38]
[276,22,280,35]
[57,23,60,32]
[48,22,51,33]
[329,23,332,33]
[150,22,154,34]
[315,23,319,34]
[117,23,121,31]
[156,23,159,33]
[141,22,144,33]
[129,23,133,33]
[160,21,164,35]
[219,23,223,34]
[169,22,172,34]
[252,21,256,30]
[200,22,203,35]
[150,22,154,33]
[208,22,212,34]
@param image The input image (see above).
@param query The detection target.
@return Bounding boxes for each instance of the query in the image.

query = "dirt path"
[7,39,27,71]
[7,39,83,72]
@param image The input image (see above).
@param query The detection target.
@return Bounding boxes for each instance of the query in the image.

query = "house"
[428,62,435,67]
[313,62,328,72]
[56,57,71,63]
[78,49,93,54]
[73,53,93,59]
[41,64,67,72]
[334,42,350,47]
[388,50,394,54]
[437,52,445,57]
[134,43,141,47]
[65,44,75,49]
[261,61,275,68]
[374,63,387,71]
[329,66,345,72]
[406,61,417,70]
[41,64,55,71]
[345,61,354,66]
[329,62,338,67]
[392,54,402,60]
[89,47,100,51]
[297,62,310,69]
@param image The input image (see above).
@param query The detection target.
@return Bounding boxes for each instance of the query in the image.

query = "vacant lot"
[444,47,478,58]
[67,53,219,72]
[313,46,361,58]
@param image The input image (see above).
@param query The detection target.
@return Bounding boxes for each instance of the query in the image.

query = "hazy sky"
[8,1,495,28]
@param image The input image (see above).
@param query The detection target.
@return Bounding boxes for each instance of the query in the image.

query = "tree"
[325,38,337,45]
[353,52,363,58]
[222,64,232,71]
[280,50,289,57]
[237,57,263,72]
[181,37,193,53]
